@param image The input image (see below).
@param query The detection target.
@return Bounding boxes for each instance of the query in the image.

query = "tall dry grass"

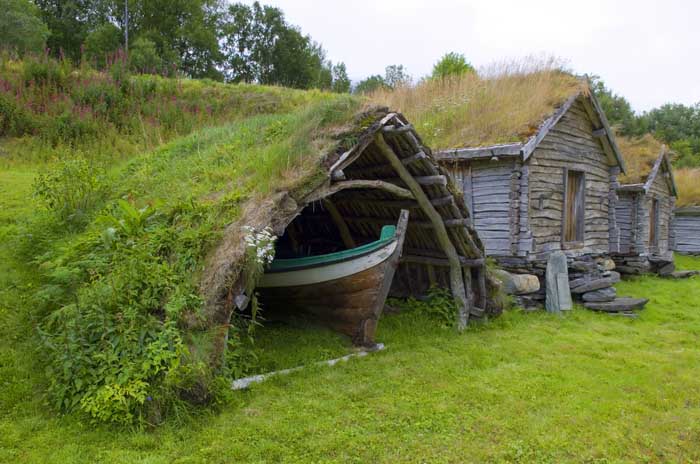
[675,168,700,206]
[370,57,585,149]
[617,134,664,184]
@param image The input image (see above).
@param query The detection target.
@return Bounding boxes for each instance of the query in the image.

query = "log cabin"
[613,138,678,274]
[429,82,626,305]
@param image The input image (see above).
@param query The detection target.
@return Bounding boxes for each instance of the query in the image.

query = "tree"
[353,75,387,94]
[0,0,50,56]
[128,36,163,74]
[431,52,475,80]
[83,22,122,67]
[590,76,639,134]
[222,1,341,90]
[331,62,350,93]
[384,64,410,88]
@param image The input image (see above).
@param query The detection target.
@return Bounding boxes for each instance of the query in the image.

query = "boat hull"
[258,211,409,346]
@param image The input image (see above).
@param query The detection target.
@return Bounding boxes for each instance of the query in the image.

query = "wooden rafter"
[373,133,473,329]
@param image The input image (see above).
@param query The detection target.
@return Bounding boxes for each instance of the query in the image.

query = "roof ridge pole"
[373,134,472,329]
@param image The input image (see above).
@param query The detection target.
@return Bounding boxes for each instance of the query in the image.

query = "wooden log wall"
[616,191,636,254]
[645,172,675,256]
[672,209,700,254]
[528,99,615,255]
[443,159,515,256]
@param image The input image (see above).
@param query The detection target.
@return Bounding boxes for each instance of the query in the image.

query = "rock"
[570,277,617,294]
[657,262,675,276]
[582,287,617,302]
[608,271,621,283]
[492,269,541,295]
[568,276,589,289]
[599,259,616,271]
[616,265,642,275]
[545,251,572,313]
[570,261,596,272]
[584,297,649,312]
[668,270,699,279]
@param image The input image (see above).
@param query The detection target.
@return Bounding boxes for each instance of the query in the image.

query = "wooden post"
[322,198,356,249]
[374,134,472,329]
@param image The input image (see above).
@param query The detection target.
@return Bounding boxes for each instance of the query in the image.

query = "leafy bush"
[388,287,459,328]
[35,199,221,426]
[21,54,69,89]
[33,158,107,228]
[83,23,122,68]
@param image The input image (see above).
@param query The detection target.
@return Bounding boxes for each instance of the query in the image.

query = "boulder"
[599,259,616,271]
[584,297,648,312]
[545,251,572,313]
[615,265,642,275]
[657,262,676,276]
[491,269,541,295]
[582,287,617,302]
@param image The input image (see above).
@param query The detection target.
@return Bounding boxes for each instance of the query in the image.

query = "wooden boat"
[258,210,409,346]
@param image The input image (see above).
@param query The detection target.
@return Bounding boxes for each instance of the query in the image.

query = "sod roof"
[370,66,587,150]
[617,134,665,185]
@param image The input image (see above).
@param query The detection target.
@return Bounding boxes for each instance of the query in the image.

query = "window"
[649,198,659,248]
[563,170,585,244]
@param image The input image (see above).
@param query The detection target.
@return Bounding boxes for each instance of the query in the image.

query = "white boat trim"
[258,240,398,288]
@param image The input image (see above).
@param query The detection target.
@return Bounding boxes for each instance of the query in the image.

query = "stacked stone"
[494,253,649,314]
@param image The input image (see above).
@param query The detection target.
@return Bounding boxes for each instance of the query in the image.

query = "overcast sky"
[242,0,700,113]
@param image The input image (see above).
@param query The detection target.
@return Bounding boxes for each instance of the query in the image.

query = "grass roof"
[370,60,586,150]
[616,134,665,185]
[675,168,700,207]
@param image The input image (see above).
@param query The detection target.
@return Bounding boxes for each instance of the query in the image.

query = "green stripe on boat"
[267,225,397,272]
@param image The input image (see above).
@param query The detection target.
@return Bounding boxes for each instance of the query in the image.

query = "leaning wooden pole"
[374,134,472,329]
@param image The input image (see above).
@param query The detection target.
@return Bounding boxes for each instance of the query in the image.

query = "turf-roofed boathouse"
[672,206,700,255]
[614,147,678,275]
[201,109,499,351]
[435,88,627,307]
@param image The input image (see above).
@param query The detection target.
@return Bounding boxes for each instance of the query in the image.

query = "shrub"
[33,158,107,228]
[129,37,164,75]
[83,23,123,69]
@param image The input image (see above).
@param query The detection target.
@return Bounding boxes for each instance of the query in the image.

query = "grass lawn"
[2,196,700,464]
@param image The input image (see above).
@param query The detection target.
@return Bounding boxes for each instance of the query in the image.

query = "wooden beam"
[384,175,447,187]
[435,143,523,161]
[343,152,427,178]
[305,179,414,203]
[381,124,414,135]
[322,198,356,249]
[374,134,474,329]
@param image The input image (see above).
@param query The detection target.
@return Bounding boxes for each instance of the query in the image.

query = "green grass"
[1,253,700,462]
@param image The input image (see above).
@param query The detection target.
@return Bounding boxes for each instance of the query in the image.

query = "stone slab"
[584,297,649,312]
[582,287,617,303]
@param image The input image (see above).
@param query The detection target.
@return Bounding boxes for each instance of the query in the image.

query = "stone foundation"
[611,253,675,276]
[495,253,620,310]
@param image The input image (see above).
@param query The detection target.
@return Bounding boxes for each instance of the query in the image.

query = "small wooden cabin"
[613,143,678,274]
[435,88,626,288]
[672,207,700,255]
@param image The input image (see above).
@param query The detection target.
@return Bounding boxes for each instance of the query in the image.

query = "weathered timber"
[374,134,475,329]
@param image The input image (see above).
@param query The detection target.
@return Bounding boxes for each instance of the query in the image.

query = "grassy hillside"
[0,57,366,425]
[1,257,699,462]
[0,55,333,165]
